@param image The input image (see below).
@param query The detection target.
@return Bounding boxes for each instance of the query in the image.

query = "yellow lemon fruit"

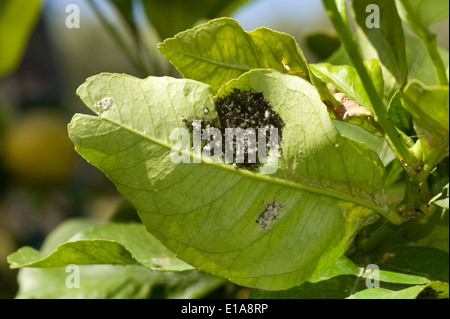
[2,111,75,186]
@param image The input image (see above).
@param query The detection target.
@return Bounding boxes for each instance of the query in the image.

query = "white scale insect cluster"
[94,97,113,113]
[256,201,284,230]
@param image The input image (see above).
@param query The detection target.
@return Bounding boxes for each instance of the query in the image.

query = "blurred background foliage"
[0,0,448,299]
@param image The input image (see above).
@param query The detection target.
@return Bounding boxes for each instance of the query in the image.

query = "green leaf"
[110,199,142,223]
[351,219,450,283]
[395,0,449,35]
[8,221,193,271]
[16,265,223,299]
[38,218,103,254]
[430,184,449,209]
[158,18,265,92]
[305,33,341,61]
[387,90,414,136]
[12,219,223,299]
[68,69,388,290]
[351,281,449,299]
[311,60,384,111]
[401,80,449,167]
[0,0,41,77]
[311,60,385,135]
[247,27,339,112]
[403,212,449,252]
[250,275,362,299]
[395,0,449,87]
[352,0,408,92]
[307,256,361,282]
[374,246,449,283]
[406,34,449,86]
[402,81,449,132]
[428,158,449,209]
[311,255,430,285]
[250,255,433,299]
[326,45,352,66]
[143,0,250,40]
[158,17,338,110]
[356,210,449,254]
[332,120,394,166]
[247,27,311,78]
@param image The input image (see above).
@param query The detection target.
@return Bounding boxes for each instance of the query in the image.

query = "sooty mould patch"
[215,88,284,170]
[256,201,284,230]
[214,88,284,139]
[182,88,285,170]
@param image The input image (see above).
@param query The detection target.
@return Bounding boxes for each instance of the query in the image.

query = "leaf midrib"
[159,45,253,72]
[83,114,387,215]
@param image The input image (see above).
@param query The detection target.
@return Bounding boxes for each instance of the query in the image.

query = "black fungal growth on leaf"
[214,88,284,169]
[256,201,284,230]
[182,88,284,170]
[214,88,284,136]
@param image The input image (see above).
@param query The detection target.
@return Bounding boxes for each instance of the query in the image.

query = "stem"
[322,0,418,169]
[422,30,448,86]
[397,0,448,86]
[402,173,421,210]
[335,0,348,25]
[86,0,149,76]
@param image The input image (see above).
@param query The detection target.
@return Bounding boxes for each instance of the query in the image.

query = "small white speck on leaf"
[281,59,290,71]
[151,257,171,268]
